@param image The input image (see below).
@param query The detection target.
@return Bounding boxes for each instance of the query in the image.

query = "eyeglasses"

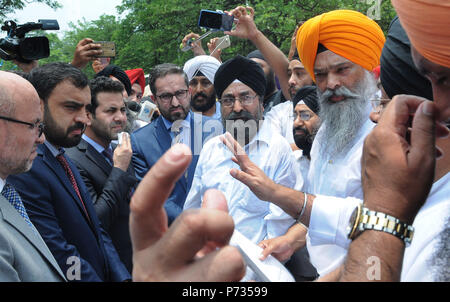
[371,98,391,114]
[156,89,189,104]
[292,111,313,121]
[219,95,259,108]
[0,116,45,137]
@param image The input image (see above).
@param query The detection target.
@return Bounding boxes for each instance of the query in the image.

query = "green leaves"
[1,0,397,75]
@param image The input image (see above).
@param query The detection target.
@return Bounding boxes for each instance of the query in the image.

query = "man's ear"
[370,111,381,124]
[87,111,94,123]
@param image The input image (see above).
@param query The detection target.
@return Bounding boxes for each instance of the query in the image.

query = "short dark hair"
[89,76,125,115]
[27,62,89,103]
[149,63,188,96]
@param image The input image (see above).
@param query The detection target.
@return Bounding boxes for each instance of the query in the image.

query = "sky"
[6,0,124,36]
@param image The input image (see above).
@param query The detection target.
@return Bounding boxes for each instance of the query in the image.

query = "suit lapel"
[0,195,66,280]
[40,145,96,232]
[83,141,112,176]
[155,117,173,153]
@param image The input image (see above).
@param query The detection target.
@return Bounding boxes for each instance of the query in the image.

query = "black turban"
[247,49,266,61]
[214,55,266,98]
[292,85,319,115]
[380,16,433,100]
[95,65,132,96]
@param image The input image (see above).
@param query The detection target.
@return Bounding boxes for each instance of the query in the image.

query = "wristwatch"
[347,203,415,246]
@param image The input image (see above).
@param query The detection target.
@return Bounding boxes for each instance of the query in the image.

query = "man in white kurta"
[184,122,303,244]
[184,55,303,245]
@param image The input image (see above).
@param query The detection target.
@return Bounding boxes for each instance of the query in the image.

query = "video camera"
[0,19,59,63]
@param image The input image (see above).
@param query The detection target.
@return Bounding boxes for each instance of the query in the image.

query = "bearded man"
[7,63,130,281]
[183,55,222,120]
[220,7,386,277]
[183,56,303,253]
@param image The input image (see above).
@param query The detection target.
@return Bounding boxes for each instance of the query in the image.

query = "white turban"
[183,55,221,84]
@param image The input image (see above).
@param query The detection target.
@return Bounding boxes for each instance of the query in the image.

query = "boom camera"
[0,19,59,63]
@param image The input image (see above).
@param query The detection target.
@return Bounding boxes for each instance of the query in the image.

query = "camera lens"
[20,37,50,60]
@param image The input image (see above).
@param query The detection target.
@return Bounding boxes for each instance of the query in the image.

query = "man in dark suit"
[8,63,130,282]
[66,76,137,272]
[131,63,221,225]
[0,71,66,281]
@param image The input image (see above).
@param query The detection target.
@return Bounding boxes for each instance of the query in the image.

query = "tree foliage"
[0,0,61,21]
[1,0,397,75]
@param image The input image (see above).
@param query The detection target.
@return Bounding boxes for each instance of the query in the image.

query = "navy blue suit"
[131,113,221,225]
[8,144,130,282]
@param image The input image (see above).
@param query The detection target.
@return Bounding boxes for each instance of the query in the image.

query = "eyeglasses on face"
[219,94,258,108]
[292,111,313,121]
[371,98,391,114]
[156,89,189,103]
[0,116,45,137]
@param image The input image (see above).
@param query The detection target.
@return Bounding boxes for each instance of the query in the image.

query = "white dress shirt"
[264,101,295,144]
[0,178,5,194]
[293,149,311,188]
[305,116,375,276]
[184,122,303,244]
[308,172,450,281]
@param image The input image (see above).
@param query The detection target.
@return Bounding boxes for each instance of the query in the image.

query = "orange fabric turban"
[392,0,450,68]
[296,10,386,82]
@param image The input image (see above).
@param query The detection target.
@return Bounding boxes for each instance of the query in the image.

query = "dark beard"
[293,126,314,158]
[44,105,85,148]
[223,111,261,147]
[191,91,217,113]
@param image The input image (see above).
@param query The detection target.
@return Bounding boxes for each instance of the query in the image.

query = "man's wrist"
[248,29,263,44]
[347,204,415,246]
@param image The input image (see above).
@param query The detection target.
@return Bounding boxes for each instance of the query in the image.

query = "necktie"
[2,183,35,230]
[102,147,114,165]
[171,120,190,145]
[56,154,91,224]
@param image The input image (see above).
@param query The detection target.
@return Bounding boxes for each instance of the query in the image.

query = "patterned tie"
[102,147,114,165]
[2,183,35,229]
[56,154,91,224]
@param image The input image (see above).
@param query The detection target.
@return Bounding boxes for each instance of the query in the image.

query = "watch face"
[347,206,359,237]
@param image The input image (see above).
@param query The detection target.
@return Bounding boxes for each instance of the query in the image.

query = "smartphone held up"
[198,10,234,32]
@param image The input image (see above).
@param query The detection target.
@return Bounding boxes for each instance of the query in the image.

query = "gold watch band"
[358,207,415,246]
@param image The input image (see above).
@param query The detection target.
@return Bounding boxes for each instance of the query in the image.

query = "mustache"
[293,126,309,135]
[226,111,256,121]
[320,86,360,102]
[67,122,86,134]
[193,92,209,100]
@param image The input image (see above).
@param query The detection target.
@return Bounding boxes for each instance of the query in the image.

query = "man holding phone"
[65,76,138,273]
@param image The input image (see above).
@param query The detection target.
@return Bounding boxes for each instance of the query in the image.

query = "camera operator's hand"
[207,37,223,62]
[225,6,259,42]
[71,38,102,69]
[13,59,39,73]
[182,33,207,57]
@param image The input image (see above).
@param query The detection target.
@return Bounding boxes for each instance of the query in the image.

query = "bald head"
[0,71,41,115]
[0,71,44,179]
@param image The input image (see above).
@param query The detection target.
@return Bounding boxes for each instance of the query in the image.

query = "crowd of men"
[0,0,448,282]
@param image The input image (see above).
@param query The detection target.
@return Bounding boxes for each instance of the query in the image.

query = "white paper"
[229,230,295,282]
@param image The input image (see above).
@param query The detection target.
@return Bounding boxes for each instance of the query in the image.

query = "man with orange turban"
[216,7,386,277]
[296,10,385,83]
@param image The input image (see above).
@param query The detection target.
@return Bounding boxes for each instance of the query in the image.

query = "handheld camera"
[198,10,234,32]
[0,19,59,63]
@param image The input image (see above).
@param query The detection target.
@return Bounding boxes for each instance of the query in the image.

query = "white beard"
[317,70,376,157]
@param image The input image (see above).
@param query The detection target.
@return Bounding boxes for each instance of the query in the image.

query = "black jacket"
[66,139,138,273]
